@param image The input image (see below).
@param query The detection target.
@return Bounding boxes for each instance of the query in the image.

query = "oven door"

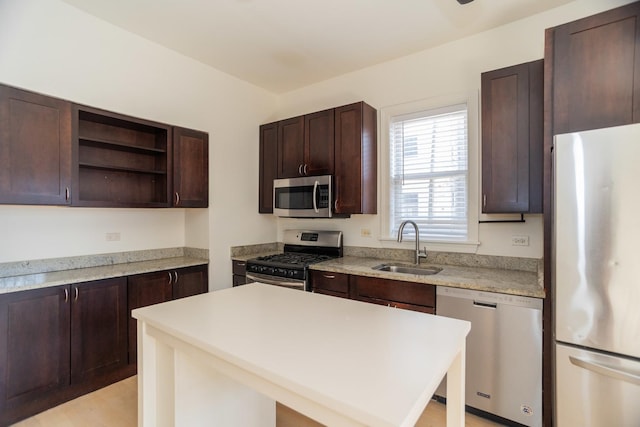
[273,175,332,218]
[245,272,306,291]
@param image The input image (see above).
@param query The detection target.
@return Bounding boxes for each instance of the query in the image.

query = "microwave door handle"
[313,180,319,212]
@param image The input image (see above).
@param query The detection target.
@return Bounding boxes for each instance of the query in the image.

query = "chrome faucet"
[397,220,428,265]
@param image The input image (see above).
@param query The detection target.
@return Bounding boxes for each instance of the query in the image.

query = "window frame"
[379,92,480,251]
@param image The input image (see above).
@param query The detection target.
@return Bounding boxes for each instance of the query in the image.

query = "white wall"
[275,0,632,259]
[0,0,278,289]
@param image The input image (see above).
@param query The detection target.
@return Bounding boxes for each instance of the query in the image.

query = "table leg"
[446,342,466,427]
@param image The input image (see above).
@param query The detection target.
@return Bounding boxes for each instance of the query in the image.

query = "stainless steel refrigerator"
[554,124,640,427]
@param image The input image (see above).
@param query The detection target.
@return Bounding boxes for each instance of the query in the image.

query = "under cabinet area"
[481,59,543,214]
[0,84,72,205]
[309,270,436,314]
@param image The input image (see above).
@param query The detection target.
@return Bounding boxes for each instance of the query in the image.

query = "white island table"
[133,283,470,427]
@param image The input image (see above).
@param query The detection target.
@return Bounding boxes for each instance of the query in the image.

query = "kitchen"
[1,0,638,426]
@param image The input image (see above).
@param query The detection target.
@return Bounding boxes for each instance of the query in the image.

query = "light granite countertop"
[230,243,545,299]
[310,256,544,298]
[0,256,208,294]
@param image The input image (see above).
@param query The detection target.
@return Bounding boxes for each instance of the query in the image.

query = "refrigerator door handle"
[569,355,640,386]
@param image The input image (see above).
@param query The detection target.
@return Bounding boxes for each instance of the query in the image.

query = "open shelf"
[73,105,171,207]
[78,137,167,155]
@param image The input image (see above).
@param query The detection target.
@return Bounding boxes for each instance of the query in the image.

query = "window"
[388,104,469,242]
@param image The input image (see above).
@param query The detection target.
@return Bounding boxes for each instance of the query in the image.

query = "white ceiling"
[60,0,573,94]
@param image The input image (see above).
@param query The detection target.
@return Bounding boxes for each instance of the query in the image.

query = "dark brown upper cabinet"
[548,2,640,134]
[260,101,377,215]
[481,60,543,214]
[277,109,335,179]
[304,108,335,176]
[259,122,278,213]
[334,102,377,215]
[277,116,305,178]
[0,84,72,205]
[72,105,172,208]
[172,127,208,207]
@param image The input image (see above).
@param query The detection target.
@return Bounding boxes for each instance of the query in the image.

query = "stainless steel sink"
[372,263,442,276]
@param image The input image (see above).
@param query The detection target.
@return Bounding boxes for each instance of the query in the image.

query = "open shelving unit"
[72,106,172,207]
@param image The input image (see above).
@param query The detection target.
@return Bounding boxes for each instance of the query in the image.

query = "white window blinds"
[389,104,468,241]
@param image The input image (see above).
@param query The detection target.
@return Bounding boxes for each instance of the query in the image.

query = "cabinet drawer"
[352,276,435,309]
[232,260,247,276]
[310,270,349,295]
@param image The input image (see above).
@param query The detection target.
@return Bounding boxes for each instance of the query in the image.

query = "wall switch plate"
[106,232,121,241]
[361,228,372,237]
[511,235,529,246]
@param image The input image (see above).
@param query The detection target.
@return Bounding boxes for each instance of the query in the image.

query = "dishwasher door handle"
[473,301,497,309]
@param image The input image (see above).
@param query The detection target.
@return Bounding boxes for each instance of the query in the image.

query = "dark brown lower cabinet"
[127,264,208,364]
[309,270,436,314]
[232,260,247,286]
[309,270,350,298]
[0,286,70,423]
[0,278,132,426]
[351,275,436,314]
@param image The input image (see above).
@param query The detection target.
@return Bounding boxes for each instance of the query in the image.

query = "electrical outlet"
[361,228,372,238]
[105,232,121,242]
[511,235,529,246]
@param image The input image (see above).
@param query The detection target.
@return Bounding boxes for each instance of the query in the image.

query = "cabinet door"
[173,127,209,207]
[550,2,640,134]
[304,109,334,176]
[309,270,349,298]
[481,60,543,213]
[351,275,435,314]
[0,84,71,205]
[70,278,127,384]
[277,116,305,178]
[173,265,208,300]
[127,271,173,364]
[0,286,70,415]
[334,102,377,215]
[259,122,278,213]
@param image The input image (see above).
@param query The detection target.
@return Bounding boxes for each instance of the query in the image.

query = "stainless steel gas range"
[245,230,343,291]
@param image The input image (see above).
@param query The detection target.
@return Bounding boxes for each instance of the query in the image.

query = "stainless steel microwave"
[273,175,332,218]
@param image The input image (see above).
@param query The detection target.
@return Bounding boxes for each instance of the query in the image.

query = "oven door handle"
[246,272,305,290]
[312,180,319,213]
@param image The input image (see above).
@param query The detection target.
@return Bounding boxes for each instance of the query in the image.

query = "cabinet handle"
[483,194,486,207]
[168,271,173,285]
[323,274,336,279]
[175,192,180,206]
[65,187,70,201]
[64,288,69,302]
[237,262,246,266]
[174,271,179,284]
[298,164,303,175]
[74,287,78,302]
[303,164,308,175]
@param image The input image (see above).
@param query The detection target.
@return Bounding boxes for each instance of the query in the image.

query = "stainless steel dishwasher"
[435,286,542,427]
